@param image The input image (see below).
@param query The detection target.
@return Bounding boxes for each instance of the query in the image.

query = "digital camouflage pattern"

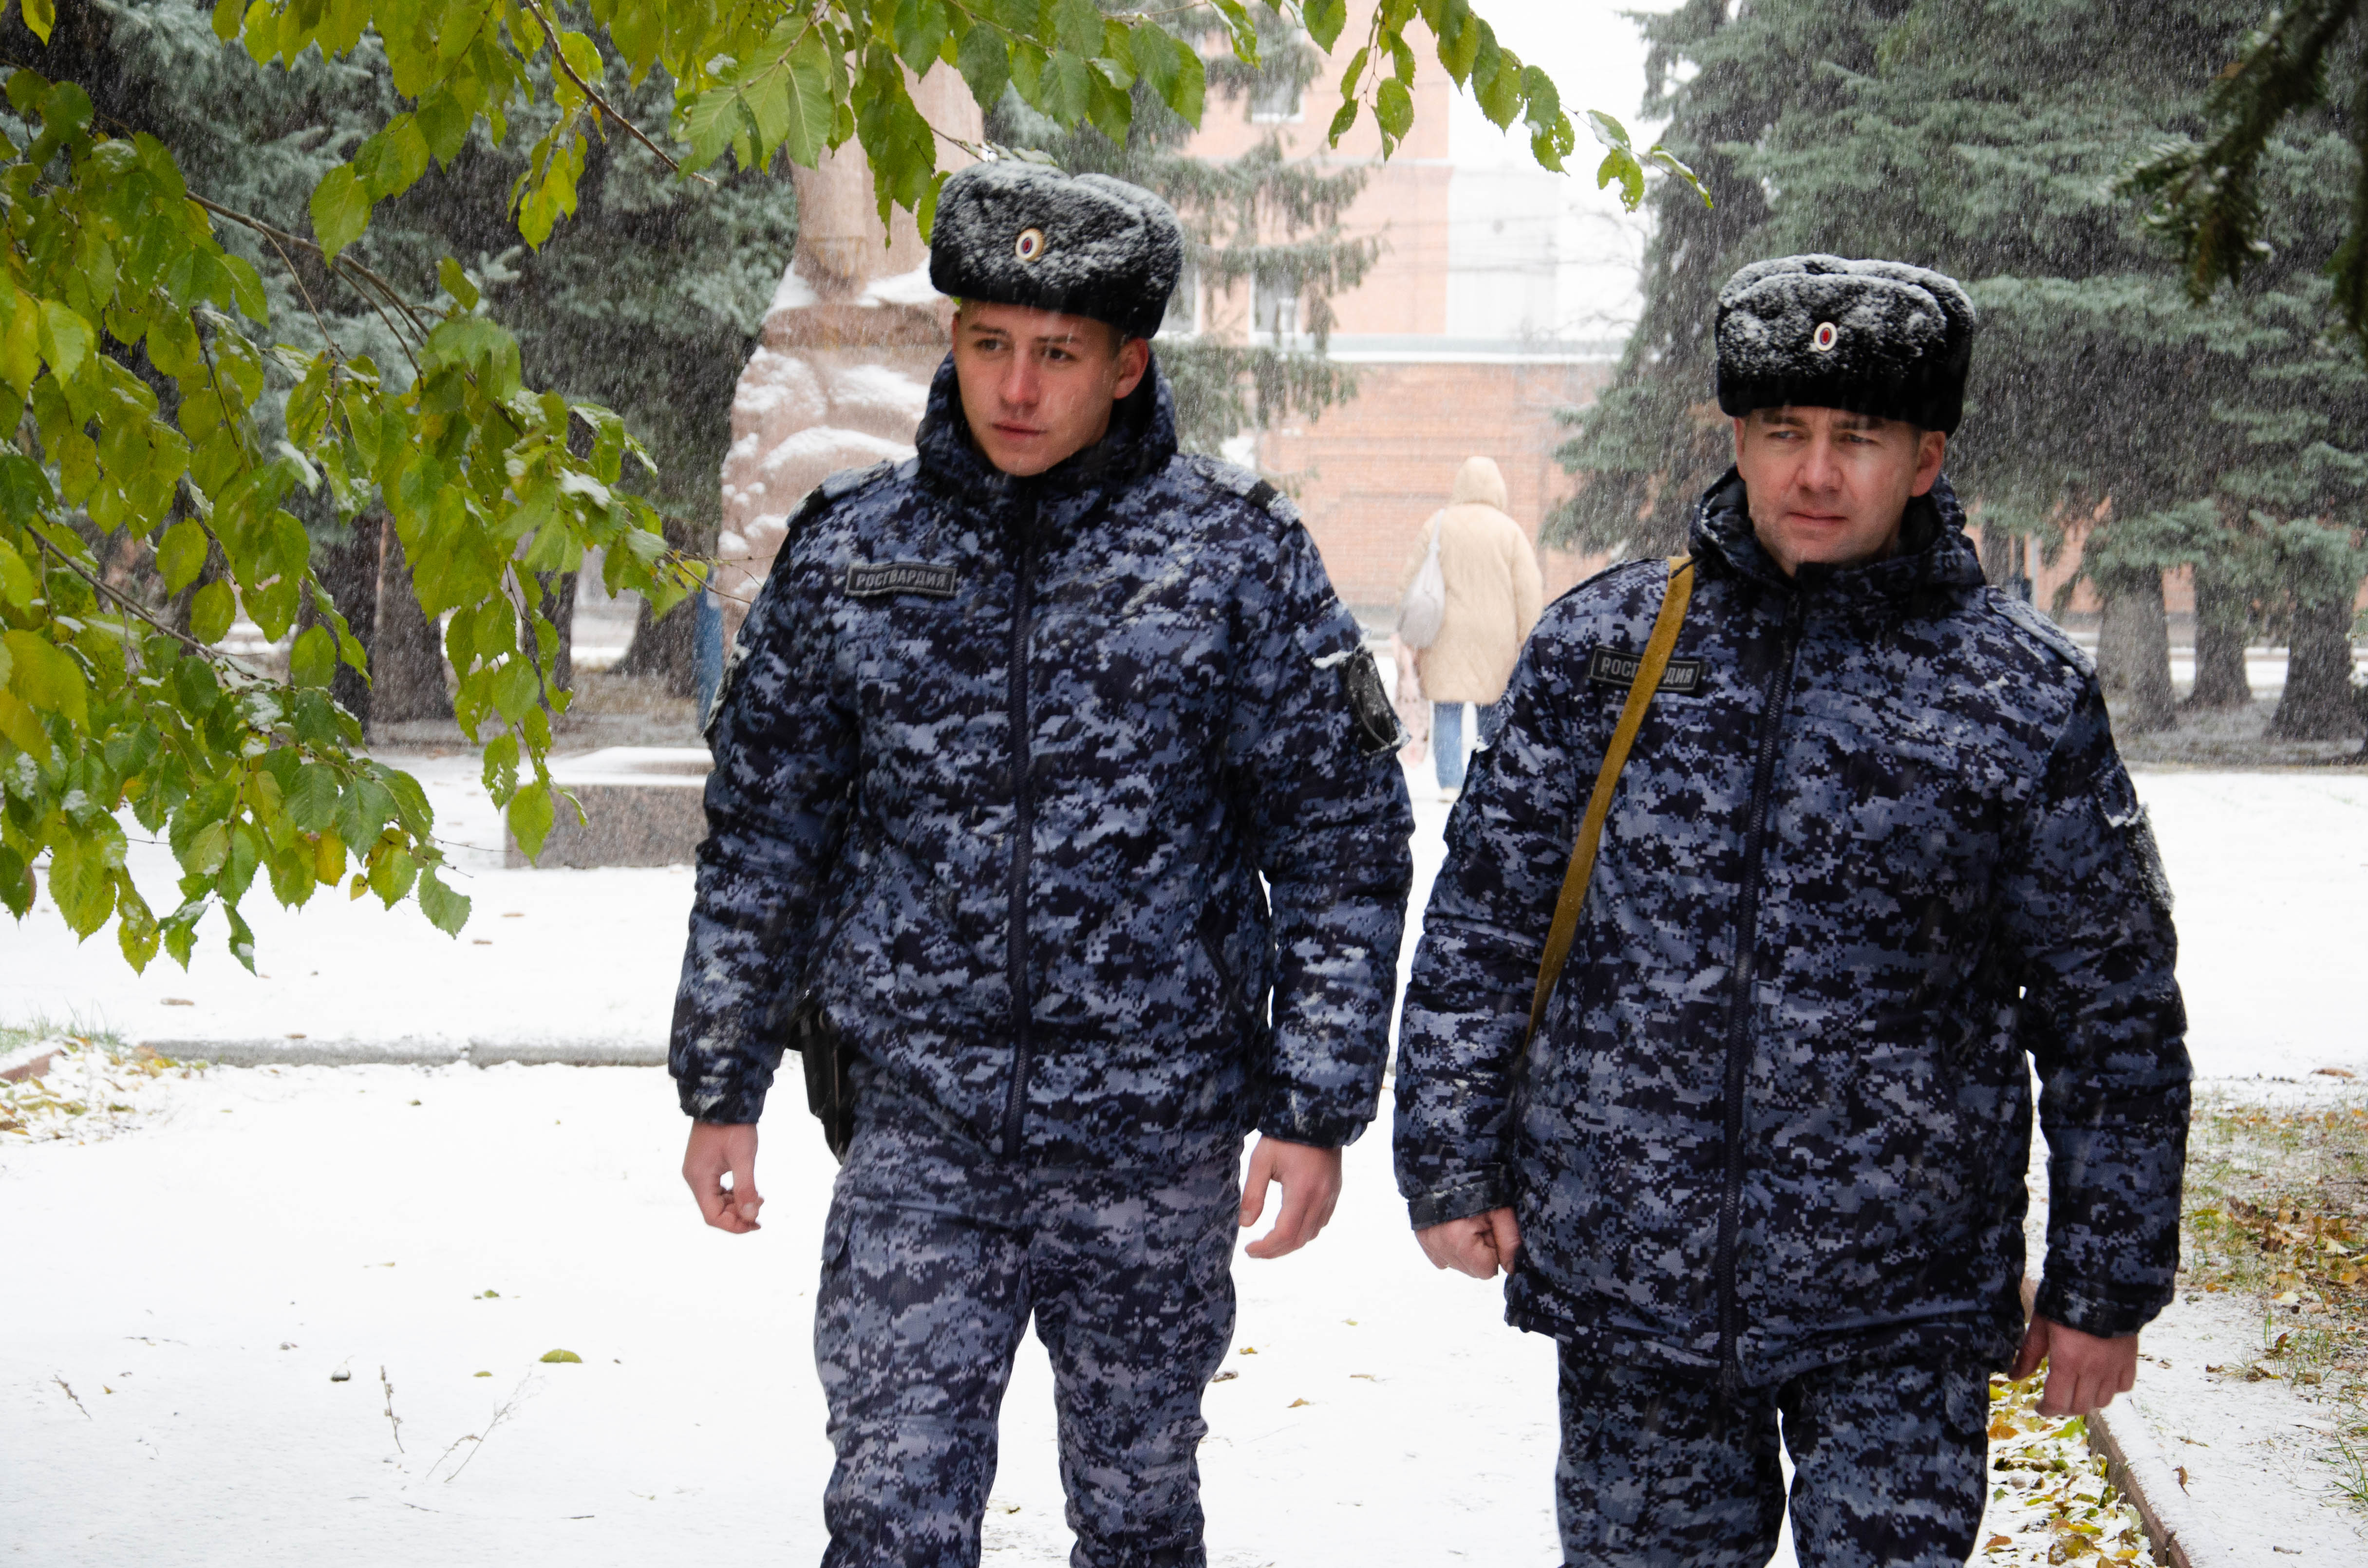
[815,1108,1236,1568]
[670,355,1415,1165]
[1394,469,2189,1386]
[1554,1350,1990,1568]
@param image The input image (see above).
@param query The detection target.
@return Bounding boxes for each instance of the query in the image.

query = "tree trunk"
[2185,561,2252,710]
[2094,571,2176,732]
[370,524,454,727]
[538,570,577,695]
[617,593,700,697]
[1977,525,2013,587]
[2268,593,2363,741]
[303,514,380,728]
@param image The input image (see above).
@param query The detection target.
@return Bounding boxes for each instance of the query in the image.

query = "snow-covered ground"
[0,1060,1568,1566]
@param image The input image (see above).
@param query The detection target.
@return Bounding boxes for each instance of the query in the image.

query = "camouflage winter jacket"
[671,357,1415,1167]
[1393,470,2189,1385]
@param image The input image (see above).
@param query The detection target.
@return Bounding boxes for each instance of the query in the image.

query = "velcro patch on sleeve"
[845,560,959,599]
[1585,644,1706,695]
[1333,646,1406,758]
[2094,767,2174,914]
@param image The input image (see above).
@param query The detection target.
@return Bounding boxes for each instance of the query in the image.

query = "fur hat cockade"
[928,161,1184,341]
[1714,255,1976,433]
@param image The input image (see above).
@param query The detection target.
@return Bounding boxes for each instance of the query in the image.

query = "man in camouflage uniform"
[671,160,1414,1568]
[1393,255,2189,1567]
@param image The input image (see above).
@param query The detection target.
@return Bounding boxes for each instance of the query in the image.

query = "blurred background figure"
[1399,456,1545,800]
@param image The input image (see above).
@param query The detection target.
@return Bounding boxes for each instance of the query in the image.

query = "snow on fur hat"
[1715,255,1976,433]
[929,160,1184,341]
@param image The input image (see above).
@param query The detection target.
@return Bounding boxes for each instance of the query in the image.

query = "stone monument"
[713,68,982,653]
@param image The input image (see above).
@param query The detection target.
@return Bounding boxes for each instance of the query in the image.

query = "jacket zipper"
[1714,584,1807,1384]
[999,502,1040,1158]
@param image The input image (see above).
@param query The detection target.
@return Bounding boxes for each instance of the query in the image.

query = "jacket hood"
[915,349,1180,511]
[1449,455,1509,511]
[1688,467,1985,604]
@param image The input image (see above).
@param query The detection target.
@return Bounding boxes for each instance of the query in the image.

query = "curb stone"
[135,1038,667,1069]
[0,1042,58,1082]
[2089,1395,2212,1568]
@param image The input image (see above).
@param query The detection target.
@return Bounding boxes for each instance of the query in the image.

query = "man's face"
[1731,406,1948,576]
[950,301,1151,477]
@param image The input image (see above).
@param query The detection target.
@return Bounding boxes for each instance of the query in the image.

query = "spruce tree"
[1556,0,2368,741]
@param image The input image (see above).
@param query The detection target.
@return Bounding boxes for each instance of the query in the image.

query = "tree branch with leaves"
[0,0,1700,977]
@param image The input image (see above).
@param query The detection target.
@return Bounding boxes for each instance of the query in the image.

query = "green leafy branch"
[2123,0,2368,340]
[0,61,694,970]
[2,0,1669,979]
[1581,109,1705,213]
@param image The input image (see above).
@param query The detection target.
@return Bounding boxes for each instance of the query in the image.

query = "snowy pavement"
[4,763,2363,1084]
[0,1061,1580,1566]
[7,1058,2154,1568]
[2100,1279,2368,1566]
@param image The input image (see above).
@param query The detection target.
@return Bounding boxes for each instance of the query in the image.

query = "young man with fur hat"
[669,159,1414,1567]
[1393,255,2189,1566]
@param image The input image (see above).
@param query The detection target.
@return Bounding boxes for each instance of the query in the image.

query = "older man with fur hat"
[1393,256,2189,1566]
[670,159,1413,1567]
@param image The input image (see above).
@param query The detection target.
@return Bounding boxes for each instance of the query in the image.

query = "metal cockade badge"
[1810,321,1840,353]
[1014,226,1047,262]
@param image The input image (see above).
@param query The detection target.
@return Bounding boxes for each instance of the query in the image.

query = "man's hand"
[1416,1207,1522,1279]
[1238,1136,1342,1259]
[2011,1314,2137,1416]
[683,1121,764,1233]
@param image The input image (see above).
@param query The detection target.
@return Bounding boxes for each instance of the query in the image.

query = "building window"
[1253,270,1298,340]
[1160,262,1200,338]
[1249,41,1303,122]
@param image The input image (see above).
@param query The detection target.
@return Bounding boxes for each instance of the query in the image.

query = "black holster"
[786,995,855,1163]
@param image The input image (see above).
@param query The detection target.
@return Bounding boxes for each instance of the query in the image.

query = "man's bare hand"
[1416,1207,1521,1279]
[2011,1314,2137,1416]
[1238,1136,1342,1260]
[683,1121,764,1233]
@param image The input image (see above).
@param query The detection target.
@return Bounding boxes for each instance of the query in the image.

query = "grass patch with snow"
[0,1017,204,1142]
[1977,1370,2150,1563]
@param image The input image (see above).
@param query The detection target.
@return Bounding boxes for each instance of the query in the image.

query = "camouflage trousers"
[1554,1347,1990,1568]
[814,1118,1239,1568]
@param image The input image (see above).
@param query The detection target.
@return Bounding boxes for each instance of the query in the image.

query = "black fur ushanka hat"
[1714,255,1976,433]
[928,160,1184,341]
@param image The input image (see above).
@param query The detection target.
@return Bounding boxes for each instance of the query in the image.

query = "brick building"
[1171,14,1626,616]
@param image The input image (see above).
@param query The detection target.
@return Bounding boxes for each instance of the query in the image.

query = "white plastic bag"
[1398,521,1446,649]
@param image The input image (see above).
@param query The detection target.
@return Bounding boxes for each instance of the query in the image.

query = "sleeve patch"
[1335,646,1406,759]
[2094,768,2173,914]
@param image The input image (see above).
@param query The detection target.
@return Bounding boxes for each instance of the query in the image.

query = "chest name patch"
[845,560,959,600]
[1585,644,1706,695]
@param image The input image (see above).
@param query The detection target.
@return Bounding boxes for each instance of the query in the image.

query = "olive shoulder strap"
[1521,553,1696,1050]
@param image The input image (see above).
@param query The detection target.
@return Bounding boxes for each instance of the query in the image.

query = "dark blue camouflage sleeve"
[1235,523,1417,1149]
[1998,682,2191,1338]
[1391,615,1585,1223]
[668,544,858,1123]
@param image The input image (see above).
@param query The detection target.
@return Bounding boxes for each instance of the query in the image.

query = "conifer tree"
[1556,0,2368,740]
